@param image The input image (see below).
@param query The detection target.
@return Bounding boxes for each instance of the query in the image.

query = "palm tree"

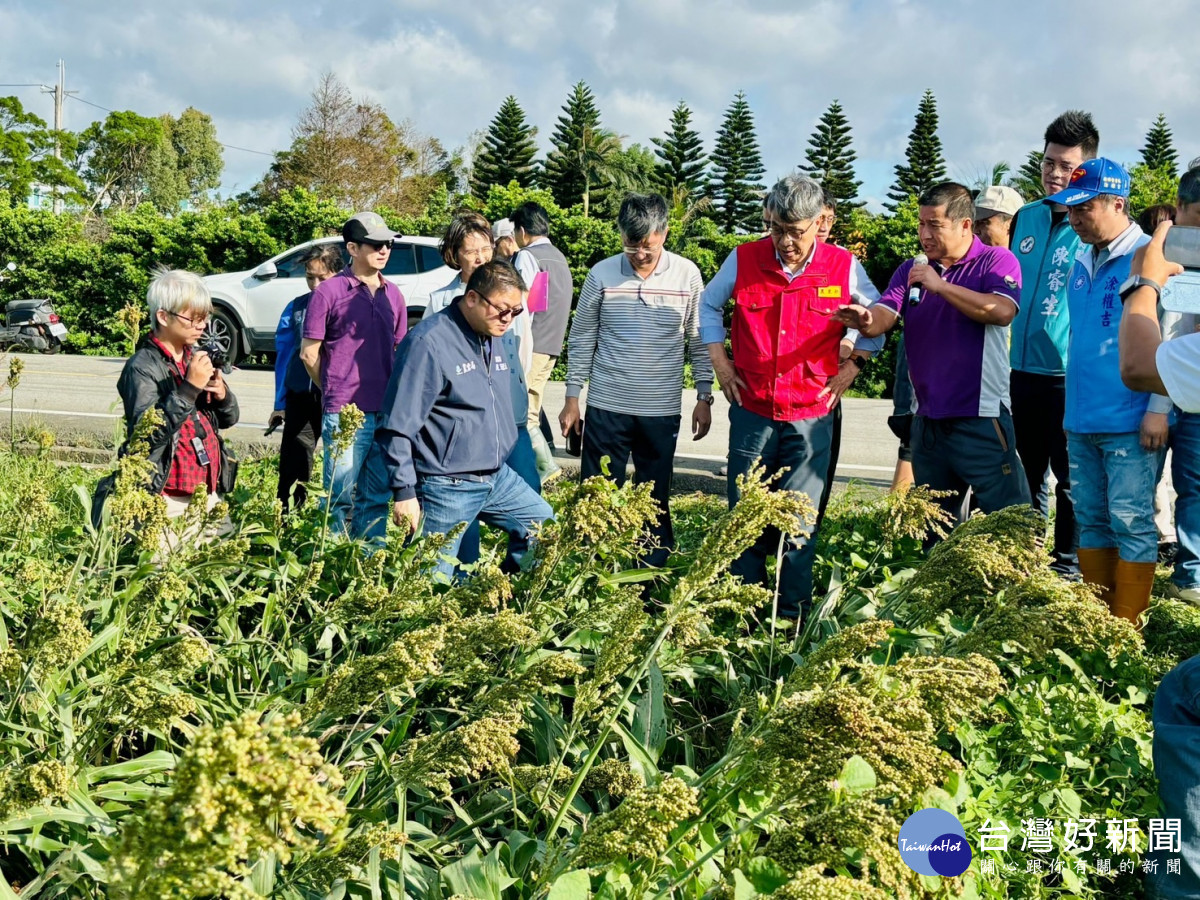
[575,127,649,217]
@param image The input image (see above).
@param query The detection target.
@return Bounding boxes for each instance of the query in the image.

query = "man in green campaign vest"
[1008,111,1100,578]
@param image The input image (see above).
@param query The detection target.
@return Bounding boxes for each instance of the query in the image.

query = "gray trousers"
[727,404,835,619]
[911,410,1031,525]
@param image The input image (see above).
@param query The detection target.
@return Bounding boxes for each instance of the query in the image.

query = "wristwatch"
[697,392,715,405]
[1118,275,1163,304]
[849,355,867,370]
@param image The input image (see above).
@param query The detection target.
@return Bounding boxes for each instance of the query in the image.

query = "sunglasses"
[477,292,523,321]
[353,239,393,251]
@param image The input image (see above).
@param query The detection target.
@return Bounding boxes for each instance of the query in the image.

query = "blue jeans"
[1173,412,1200,590]
[320,411,391,544]
[1067,431,1163,563]
[1148,653,1200,898]
[456,427,542,566]
[417,463,553,580]
[727,404,834,619]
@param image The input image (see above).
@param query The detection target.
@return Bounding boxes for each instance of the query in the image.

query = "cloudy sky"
[4,0,1198,211]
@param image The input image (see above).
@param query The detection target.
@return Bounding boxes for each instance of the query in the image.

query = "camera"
[1160,226,1200,313]
[196,334,232,374]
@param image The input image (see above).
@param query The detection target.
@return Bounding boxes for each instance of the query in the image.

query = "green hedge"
[0,187,925,397]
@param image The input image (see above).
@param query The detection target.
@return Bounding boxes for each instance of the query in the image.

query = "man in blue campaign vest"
[1008,111,1100,578]
[1053,158,1182,626]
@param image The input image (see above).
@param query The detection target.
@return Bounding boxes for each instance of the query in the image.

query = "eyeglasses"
[763,218,817,242]
[477,292,523,321]
[170,311,209,328]
[622,240,665,256]
[1041,158,1080,176]
[353,239,393,251]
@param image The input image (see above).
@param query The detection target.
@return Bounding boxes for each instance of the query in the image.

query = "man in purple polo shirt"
[837,182,1030,523]
[299,212,406,542]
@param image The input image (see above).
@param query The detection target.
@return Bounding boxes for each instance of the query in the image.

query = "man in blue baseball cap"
[1052,157,1183,626]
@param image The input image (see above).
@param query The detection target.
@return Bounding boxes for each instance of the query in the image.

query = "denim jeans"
[455,427,541,567]
[727,403,835,619]
[1067,431,1163,563]
[1173,412,1200,590]
[320,411,391,544]
[1148,653,1200,898]
[417,463,553,580]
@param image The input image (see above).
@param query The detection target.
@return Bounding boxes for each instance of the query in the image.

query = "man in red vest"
[700,174,881,624]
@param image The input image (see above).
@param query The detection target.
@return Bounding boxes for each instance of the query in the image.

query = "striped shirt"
[566,251,714,417]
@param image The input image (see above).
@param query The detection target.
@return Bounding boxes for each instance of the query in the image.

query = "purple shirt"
[878,237,1021,419]
[303,267,406,413]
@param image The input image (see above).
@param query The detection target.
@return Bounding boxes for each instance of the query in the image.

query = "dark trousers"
[727,404,835,619]
[278,388,322,511]
[817,402,842,523]
[1010,370,1078,573]
[912,410,1032,525]
[581,407,681,567]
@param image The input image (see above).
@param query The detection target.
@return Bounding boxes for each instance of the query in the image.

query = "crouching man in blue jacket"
[376,260,554,578]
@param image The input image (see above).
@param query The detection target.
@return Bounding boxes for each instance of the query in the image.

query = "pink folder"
[526,270,549,313]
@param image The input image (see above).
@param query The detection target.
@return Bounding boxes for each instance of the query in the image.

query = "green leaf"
[88,750,177,781]
[548,869,591,900]
[732,869,758,900]
[441,845,516,900]
[839,755,876,795]
[633,661,667,761]
[743,857,790,894]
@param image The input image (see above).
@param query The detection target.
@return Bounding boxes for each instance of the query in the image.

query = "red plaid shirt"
[153,338,221,496]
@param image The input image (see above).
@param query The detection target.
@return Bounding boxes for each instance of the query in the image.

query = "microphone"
[908,254,929,305]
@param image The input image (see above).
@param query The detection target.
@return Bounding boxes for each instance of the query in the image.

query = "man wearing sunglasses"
[376,260,553,579]
[300,212,407,544]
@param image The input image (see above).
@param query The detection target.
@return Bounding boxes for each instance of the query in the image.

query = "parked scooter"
[0,262,68,353]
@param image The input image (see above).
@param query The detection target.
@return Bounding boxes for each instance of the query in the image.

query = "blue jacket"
[376,301,517,502]
[273,292,318,407]
[1009,201,1078,376]
[1064,223,1175,433]
[428,277,529,428]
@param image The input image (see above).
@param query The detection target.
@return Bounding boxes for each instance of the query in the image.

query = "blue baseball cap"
[1044,157,1131,206]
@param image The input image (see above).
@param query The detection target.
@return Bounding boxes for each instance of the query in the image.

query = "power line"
[65,93,275,157]
[0,83,48,88]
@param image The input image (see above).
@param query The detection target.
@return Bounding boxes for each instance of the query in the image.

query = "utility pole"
[41,60,78,213]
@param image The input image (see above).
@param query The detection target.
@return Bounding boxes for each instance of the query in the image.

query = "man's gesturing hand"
[833,304,874,331]
[393,498,421,534]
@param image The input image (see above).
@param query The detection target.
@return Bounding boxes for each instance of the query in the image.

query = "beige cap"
[975,185,1025,220]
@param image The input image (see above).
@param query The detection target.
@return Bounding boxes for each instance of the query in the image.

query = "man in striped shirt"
[560,193,714,566]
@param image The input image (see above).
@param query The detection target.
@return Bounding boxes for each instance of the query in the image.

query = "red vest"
[730,237,854,421]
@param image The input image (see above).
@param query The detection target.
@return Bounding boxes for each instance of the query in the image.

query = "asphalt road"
[6,354,900,491]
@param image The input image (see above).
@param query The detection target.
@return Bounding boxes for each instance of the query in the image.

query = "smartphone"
[566,424,582,457]
[1160,226,1200,313]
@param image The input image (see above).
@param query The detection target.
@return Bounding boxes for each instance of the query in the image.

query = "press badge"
[192,436,212,467]
[818,286,842,299]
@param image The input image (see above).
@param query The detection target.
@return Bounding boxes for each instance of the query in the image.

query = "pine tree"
[709,91,766,233]
[802,100,862,207]
[1141,113,1178,177]
[651,101,707,202]
[1008,150,1045,200]
[470,96,538,197]
[541,81,603,209]
[886,89,947,209]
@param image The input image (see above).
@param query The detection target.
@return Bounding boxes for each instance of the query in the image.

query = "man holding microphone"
[836,181,1030,524]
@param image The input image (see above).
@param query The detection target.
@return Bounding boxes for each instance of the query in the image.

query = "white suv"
[201,235,452,363]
